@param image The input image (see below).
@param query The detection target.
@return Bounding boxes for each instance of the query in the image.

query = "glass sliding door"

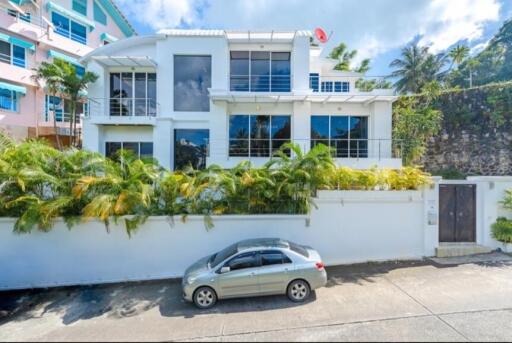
[271,52,291,92]
[229,115,250,157]
[109,73,121,116]
[110,72,156,117]
[310,115,368,158]
[147,73,157,116]
[134,73,146,116]
[120,72,133,116]
[311,116,329,149]
[330,116,349,158]
[251,52,270,92]
[230,51,250,91]
[349,116,368,157]
[271,115,291,155]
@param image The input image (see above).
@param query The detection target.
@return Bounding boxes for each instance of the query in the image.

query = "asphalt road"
[1,253,512,342]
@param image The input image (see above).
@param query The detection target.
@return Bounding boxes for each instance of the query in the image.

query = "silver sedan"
[182,238,328,309]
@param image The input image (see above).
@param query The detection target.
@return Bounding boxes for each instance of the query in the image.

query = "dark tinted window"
[289,243,309,257]
[105,142,121,158]
[250,115,270,157]
[0,41,11,64]
[261,250,292,266]
[140,142,154,159]
[228,252,259,271]
[174,129,210,170]
[174,55,211,112]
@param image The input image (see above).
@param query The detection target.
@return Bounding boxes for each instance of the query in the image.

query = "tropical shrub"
[0,139,431,235]
[491,217,512,244]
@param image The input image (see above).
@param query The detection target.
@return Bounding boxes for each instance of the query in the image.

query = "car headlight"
[186,276,197,285]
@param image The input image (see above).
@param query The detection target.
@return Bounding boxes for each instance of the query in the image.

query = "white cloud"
[116,0,205,29]
[118,0,502,64]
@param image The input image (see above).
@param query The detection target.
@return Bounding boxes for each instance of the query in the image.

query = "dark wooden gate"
[439,184,476,243]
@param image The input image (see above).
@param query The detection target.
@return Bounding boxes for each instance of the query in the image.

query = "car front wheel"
[193,287,217,309]
[287,280,311,302]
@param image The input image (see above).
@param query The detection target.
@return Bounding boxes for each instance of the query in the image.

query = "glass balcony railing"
[230,75,291,92]
[87,98,159,118]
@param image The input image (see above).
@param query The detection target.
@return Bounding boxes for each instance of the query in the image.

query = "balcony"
[230,75,291,93]
[86,98,159,125]
[41,110,82,125]
[190,138,404,169]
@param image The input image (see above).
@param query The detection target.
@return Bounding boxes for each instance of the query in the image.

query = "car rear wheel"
[287,280,311,302]
[193,287,217,309]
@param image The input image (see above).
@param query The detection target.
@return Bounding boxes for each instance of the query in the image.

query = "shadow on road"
[1,253,510,327]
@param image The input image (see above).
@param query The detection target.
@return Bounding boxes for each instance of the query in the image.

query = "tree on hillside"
[448,44,470,71]
[33,59,98,148]
[448,19,512,88]
[329,42,371,73]
[389,42,447,94]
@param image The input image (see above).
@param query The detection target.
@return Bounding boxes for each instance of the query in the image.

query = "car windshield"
[209,243,238,268]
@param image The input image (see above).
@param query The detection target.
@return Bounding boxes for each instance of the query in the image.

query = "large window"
[311,115,368,158]
[52,12,87,45]
[109,72,157,116]
[0,41,26,68]
[174,55,211,112]
[230,51,291,92]
[229,115,291,157]
[174,129,210,170]
[0,89,18,112]
[105,142,153,159]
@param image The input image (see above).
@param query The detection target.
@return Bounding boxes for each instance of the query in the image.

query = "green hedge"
[492,217,512,244]
[0,137,431,235]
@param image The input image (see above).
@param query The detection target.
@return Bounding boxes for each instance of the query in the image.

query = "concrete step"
[436,243,493,258]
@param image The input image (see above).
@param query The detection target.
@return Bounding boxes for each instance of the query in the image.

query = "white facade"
[81,30,400,170]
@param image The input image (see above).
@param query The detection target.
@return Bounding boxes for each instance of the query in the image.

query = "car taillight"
[315,262,325,270]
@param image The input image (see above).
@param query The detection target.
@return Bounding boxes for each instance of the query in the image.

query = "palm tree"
[448,44,470,71]
[33,59,98,148]
[33,62,63,149]
[389,43,430,94]
[389,42,448,94]
[329,43,371,73]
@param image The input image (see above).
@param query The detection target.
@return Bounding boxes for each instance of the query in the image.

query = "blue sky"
[117,0,512,76]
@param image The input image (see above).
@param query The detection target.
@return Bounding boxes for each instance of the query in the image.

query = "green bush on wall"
[491,217,512,244]
[0,136,431,235]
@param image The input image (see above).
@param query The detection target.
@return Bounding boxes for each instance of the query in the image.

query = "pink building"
[0,0,135,144]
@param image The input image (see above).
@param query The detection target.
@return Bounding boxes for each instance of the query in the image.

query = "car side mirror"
[220,266,230,274]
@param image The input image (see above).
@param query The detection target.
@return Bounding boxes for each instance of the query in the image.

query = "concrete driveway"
[1,253,512,342]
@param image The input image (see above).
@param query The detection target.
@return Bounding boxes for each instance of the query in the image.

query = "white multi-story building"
[81,30,400,170]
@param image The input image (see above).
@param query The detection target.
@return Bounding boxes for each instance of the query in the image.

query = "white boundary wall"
[0,190,438,291]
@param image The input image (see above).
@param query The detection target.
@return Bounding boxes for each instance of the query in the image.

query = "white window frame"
[105,141,154,159]
[228,114,292,158]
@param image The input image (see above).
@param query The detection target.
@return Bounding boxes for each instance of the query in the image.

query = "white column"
[292,101,311,153]
[292,35,311,94]
[82,120,102,153]
[153,118,173,169]
[370,101,393,159]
